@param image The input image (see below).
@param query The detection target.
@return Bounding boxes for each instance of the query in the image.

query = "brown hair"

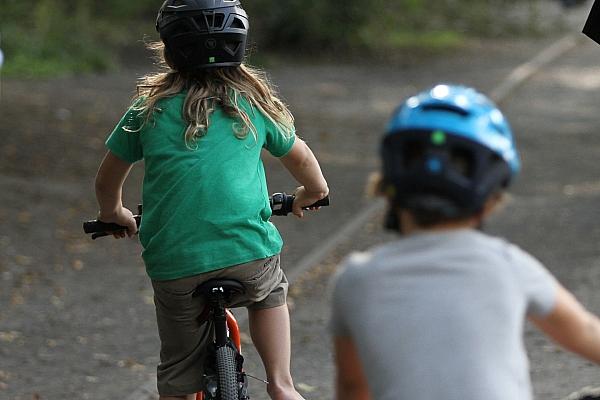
[129,42,294,149]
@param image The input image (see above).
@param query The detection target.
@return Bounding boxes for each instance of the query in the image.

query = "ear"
[366,172,385,198]
[481,193,504,218]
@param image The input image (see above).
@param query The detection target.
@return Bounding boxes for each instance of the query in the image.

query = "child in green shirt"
[94,1,328,399]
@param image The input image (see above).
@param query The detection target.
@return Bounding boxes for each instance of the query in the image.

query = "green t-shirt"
[106,93,295,281]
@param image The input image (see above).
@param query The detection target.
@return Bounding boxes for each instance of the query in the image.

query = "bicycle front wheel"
[216,346,239,400]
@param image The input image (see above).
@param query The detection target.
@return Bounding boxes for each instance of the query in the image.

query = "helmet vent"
[211,13,225,29]
[450,148,475,178]
[401,140,476,179]
[192,16,209,32]
[230,17,246,29]
[224,41,242,56]
[422,104,469,116]
[401,140,426,169]
[192,13,225,32]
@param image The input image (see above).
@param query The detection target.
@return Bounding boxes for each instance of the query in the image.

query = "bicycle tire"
[216,345,239,400]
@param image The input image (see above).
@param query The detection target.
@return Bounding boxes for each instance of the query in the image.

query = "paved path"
[1,3,598,400]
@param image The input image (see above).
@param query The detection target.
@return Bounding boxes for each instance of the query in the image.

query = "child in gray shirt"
[330,85,600,400]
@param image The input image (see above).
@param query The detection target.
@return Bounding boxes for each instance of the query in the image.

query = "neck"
[399,211,481,236]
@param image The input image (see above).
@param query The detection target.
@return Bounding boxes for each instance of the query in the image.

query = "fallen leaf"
[118,358,146,372]
[53,286,65,297]
[15,255,33,266]
[0,331,21,343]
[93,353,110,361]
[72,260,84,271]
[296,383,317,393]
[51,296,64,308]
[66,241,91,254]
[11,292,24,306]
[17,211,32,224]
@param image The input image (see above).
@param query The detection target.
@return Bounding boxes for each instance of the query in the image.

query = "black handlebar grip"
[308,196,330,208]
[83,220,127,234]
[271,193,330,216]
[83,215,141,236]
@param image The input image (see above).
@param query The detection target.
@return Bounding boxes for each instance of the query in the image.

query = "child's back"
[108,91,294,280]
[333,229,555,400]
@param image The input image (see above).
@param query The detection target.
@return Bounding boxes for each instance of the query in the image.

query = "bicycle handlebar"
[269,192,329,216]
[83,193,329,240]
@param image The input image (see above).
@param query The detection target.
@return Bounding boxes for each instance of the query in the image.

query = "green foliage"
[0,0,545,77]
[244,0,364,50]
[0,0,157,77]
[244,0,544,54]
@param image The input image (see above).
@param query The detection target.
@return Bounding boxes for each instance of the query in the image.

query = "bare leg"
[248,305,305,400]
[159,395,196,400]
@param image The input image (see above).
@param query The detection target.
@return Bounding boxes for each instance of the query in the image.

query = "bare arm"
[279,138,329,218]
[334,336,371,400]
[529,284,600,364]
[95,151,137,238]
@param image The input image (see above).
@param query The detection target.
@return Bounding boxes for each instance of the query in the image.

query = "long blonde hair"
[130,42,295,148]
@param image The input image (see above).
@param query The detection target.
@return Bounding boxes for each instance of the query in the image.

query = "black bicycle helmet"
[156,0,249,70]
[382,85,520,225]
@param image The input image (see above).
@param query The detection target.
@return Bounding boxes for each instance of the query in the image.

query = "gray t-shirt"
[330,229,557,400]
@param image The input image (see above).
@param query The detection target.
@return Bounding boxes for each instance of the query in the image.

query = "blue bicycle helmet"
[382,84,520,220]
[156,0,249,70]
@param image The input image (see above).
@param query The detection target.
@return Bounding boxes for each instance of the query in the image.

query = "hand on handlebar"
[84,193,330,239]
[98,206,138,239]
[291,186,329,218]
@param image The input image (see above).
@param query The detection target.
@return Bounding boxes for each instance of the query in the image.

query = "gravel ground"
[1,2,597,399]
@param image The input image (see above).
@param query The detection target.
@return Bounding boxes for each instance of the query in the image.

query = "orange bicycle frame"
[196,309,242,400]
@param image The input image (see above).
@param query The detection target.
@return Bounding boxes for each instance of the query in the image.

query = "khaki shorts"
[151,255,287,396]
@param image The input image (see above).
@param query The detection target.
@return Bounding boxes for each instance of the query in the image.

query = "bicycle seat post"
[209,287,228,348]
